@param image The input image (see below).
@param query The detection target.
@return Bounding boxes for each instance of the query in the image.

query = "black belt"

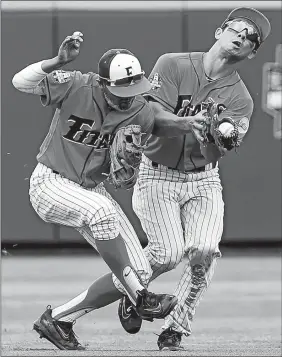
[151,161,214,173]
[52,170,59,174]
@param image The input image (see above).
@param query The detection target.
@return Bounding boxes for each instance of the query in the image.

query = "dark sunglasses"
[100,72,145,87]
[227,20,261,49]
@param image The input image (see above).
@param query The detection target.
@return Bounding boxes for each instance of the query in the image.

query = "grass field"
[1,251,281,356]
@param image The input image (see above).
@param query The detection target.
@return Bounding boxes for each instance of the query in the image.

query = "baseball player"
[117,7,271,350]
[12,32,203,350]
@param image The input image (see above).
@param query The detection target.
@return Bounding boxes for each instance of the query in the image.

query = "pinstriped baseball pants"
[132,155,224,335]
[29,163,152,293]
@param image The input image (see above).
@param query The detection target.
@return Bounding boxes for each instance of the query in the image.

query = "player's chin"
[115,101,133,111]
[225,48,246,61]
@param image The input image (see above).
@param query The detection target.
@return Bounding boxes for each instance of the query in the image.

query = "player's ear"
[215,28,223,40]
[247,50,257,60]
[97,77,105,89]
[98,77,108,87]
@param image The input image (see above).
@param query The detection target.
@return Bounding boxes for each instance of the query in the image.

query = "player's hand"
[187,110,207,143]
[57,31,84,65]
[115,159,134,181]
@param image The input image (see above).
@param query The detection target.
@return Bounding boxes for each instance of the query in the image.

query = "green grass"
[1,254,281,356]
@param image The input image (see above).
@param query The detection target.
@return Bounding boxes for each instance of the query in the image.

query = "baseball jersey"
[36,70,154,188]
[145,52,254,171]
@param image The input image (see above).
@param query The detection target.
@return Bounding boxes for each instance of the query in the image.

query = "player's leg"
[30,165,176,349]
[96,184,167,333]
[159,172,224,347]
[50,228,147,332]
[132,165,186,281]
[34,180,176,338]
[30,165,146,305]
[50,272,122,322]
[93,183,153,292]
[49,220,151,328]
[96,184,176,330]
[116,160,186,334]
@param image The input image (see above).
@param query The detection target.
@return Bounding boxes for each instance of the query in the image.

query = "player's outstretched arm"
[12,31,83,94]
[150,101,205,140]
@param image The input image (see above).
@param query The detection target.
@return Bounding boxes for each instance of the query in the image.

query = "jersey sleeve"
[218,95,254,142]
[145,54,180,112]
[140,105,155,144]
[40,70,88,107]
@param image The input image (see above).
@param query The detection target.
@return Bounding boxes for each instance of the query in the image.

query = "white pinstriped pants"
[132,155,224,335]
[29,163,152,293]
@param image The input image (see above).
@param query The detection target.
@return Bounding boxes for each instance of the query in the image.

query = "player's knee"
[149,245,184,271]
[89,200,119,240]
[189,245,221,266]
[167,250,184,270]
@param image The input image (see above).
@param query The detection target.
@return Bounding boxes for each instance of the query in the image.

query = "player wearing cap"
[116,7,271,350]
[12,32,205,350]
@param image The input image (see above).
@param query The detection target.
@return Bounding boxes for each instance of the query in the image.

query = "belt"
[52,170,59,174]
[151,161,215,173]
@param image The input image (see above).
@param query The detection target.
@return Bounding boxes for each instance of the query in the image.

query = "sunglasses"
[100,71,145,87]
[226,20,261,48]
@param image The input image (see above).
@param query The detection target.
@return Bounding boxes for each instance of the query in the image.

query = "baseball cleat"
[118,295,143,334]
[33,305,85,350]
[157,327,184,351]
[135,289,178,321]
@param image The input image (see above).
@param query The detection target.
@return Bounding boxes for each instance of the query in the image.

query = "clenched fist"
[57,31,84,65]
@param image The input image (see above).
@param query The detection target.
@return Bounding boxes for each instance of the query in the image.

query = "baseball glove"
[108,124,144,190]
[202,97,240,152]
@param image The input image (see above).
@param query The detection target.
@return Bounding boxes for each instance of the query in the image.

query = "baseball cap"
[98,49,152,97]
[221,7,271,46]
